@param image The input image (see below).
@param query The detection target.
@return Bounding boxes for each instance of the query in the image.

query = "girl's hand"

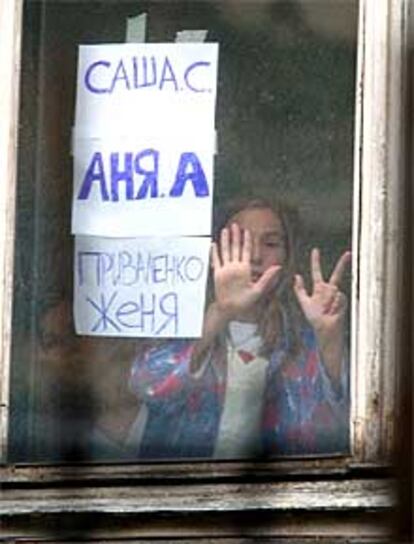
[293,248,351,384]
[212,223,281,320]
[293,248,351,335]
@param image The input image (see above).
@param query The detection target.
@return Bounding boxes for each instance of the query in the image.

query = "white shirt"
[214,321,268,459]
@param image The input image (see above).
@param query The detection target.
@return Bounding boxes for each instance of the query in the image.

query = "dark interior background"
[9,0,357,462]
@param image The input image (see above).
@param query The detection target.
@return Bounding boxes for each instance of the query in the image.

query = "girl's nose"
[250,239,262,263]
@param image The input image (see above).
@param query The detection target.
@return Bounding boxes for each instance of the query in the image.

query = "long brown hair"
[135,197,305,362]
[213,196,304,358]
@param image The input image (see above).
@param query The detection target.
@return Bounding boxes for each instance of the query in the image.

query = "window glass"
[9,0,357,463]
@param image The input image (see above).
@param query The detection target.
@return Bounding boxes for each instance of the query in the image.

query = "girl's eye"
[265,241,283,248]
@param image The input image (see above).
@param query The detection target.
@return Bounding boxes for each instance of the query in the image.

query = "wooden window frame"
[0,0,410,540]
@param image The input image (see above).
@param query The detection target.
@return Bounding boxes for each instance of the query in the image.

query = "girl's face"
[230,207,287,282]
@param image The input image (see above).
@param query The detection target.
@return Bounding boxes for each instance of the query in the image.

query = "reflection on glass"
[9,0,356,462]
[130,197,350,459]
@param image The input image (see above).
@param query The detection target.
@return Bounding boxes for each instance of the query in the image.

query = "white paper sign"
[74,43,219,138]
[71,132,215,237]
[74,235,211,338]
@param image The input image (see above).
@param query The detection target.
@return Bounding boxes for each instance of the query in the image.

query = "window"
[0,0,409,540]
[7,0,357,464]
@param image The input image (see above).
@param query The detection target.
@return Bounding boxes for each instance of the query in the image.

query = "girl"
[129,198,351,459]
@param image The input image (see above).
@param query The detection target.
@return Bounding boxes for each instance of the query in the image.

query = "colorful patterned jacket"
[129,324,349,460]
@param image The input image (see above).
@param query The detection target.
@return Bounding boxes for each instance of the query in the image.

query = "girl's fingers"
[328,292,347,315]
[220,227,230,264]
[293,274,309,308]
[211,242,221,269]
[254,265,281,294]
[310,248,324,284]
[320,284,338,312]
[241,228,251,264]
[230,223,241,262]
[328,293,341,315]
[329,250,352,286]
